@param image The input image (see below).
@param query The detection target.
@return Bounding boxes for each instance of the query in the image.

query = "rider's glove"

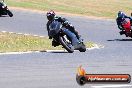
[63,21,69,26]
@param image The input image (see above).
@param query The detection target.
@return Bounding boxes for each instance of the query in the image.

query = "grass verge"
[0,32,95,53]
[6,0,132,18]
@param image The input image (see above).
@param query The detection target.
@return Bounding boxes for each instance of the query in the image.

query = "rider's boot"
[119,30,125,35]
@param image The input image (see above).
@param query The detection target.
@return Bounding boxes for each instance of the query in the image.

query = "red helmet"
[46,10,56,21]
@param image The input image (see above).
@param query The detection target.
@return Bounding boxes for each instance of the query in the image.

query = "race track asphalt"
[0,9,132,88]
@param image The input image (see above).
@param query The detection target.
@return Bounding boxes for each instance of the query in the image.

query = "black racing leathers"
[46,16,80,39]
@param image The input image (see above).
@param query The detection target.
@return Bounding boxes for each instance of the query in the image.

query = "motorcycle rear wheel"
[79,43,86,52]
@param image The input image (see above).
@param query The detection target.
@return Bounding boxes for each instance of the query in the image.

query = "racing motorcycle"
[0,1,13,17]
[49,20,86,53]
[120,18,132,37]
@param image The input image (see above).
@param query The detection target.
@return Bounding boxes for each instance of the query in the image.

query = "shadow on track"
[107,39,132,41]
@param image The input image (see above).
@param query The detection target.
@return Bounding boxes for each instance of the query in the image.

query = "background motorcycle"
[49,20,86,53]
[121,18,132,37]
[0,0,13,17]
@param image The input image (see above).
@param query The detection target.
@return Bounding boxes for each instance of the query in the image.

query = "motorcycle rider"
[46,10,81,47]
[0,1,4,15]
[116,11,132,35]
[0,1,3,9]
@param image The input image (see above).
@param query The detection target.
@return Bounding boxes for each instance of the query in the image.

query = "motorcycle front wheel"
[6,10,13,17]
[59,35,74,53]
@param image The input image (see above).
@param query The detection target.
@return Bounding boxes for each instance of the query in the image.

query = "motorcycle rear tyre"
[79,43,86,52]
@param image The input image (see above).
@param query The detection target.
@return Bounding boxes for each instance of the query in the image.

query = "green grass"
[0,32,94,53]
[6,0,132,18]
[0,32,61,52]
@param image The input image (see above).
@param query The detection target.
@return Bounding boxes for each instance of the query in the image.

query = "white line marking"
[91,85,132,88]
[1,31,7,33]
[0,44,103,55]
[46,45,101,52]
[9,32,14,34]
[45,50,66,52]
[24,34,30,36]
[0,46,99,55]
[39,36,45,37]
[17,33,23,35]
[0,51,40,55]
[33,35,39,37]
[86,44,102,50]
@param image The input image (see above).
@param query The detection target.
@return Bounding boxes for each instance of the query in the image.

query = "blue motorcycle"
[0,1,13,17]
[49,20,86,53]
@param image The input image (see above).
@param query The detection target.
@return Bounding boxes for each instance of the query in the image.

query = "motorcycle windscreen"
[49,21,62,37]
[122,18,131,32]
